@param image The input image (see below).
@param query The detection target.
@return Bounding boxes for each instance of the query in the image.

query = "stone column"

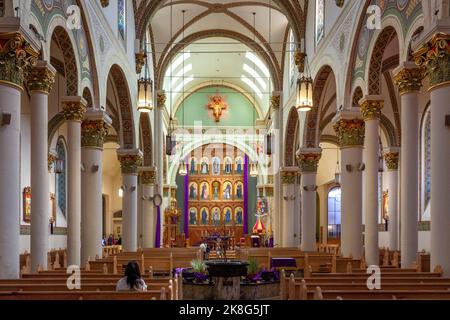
[332,110,365,259]
[280,167,299,247]
[118,150,143,252]
[155,90,165,246]
[0,32,38,278]
[80,111,111,265]
[62,96,87,267]
[393,61,422,268]
[140,167,156,248]
[383,148,400,251]
[360,96,384,266]
[297,148,322,252]
[414,33,450,275]
[265,183,274,242]
[270,92,282,246]
[28,61,56,272]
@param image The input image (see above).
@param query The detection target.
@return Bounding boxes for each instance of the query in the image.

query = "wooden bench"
[0,290,166,300]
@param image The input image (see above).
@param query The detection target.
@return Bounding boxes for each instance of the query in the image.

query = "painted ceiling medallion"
[206,92,229,122]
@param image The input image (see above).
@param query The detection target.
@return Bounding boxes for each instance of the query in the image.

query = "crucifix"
[207,93,228,122]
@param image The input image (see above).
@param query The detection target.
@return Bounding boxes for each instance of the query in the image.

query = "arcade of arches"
[0,0,449,285]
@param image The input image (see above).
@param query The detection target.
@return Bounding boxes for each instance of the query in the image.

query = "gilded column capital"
[135,52,146,74]
[265,185,274,197]
[294,50,306,73]
[156,90,166,109]
[81,111,112,149]
[48,153,57,172]
[139,166,157,185]
[296,148,322,173]
[62,96,87,122]
[270,92,281,110]
[117,149,143,175]
[333,118,365,148]
[27,61,56,94]
[359,96,384,121]
[280,167,299,185]
[100,0,109,7]
[413,33,450,90]
[393,62,423,95]
[0,32,39,90]
[383,147,400,171]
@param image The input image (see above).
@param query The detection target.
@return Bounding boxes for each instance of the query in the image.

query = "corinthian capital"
[359,95,384,121]
[157,90,166,109]
[118,149,143,175]
[27,61,56,94]
[62,96,87,122]
[393,62,423,95]
[296,148,322,173]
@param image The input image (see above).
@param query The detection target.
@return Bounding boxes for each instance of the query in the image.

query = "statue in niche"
[212,182,220,200]
[236,183,243,199]
[236,157,243,174]
[212,208,221,226]
[236,208,243,225]
[212,157,220,175]
[223,183,232,200]
[201,208,208,225]
[224,157,232,174]
[225,208,232,225]
[189,183,197,199]
[189,208,197,225]
[200,183,209,200]
[201,161,209,174]
[190,158,196,173]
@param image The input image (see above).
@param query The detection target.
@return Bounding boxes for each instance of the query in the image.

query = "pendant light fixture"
[334,147,341,185]
[137,45,153,113]
[296,36,313,112]
[249,12,258,178]
[178,9,187,176]
[165,0,176,156]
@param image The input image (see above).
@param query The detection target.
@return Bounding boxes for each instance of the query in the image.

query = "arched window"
[118,0,126,43]
[327,186,341,239]
[56,138,67,218]
[421,107,431,220]
[288,29,296,88]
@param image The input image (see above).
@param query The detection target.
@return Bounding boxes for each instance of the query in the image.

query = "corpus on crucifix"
[207,92,228,122]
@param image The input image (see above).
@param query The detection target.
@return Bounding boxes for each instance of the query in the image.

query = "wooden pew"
[0,290,166,300]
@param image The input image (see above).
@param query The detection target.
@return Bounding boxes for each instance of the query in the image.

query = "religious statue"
[207,93,228,122]
[224,158,232,174]
[236,158,242,173]
[201,183,208,200]
[190,158,196,173]
[223,183,232,199]
[236,208,243,225]
[236,183,243,199]
[189,208,197,225]
[201,208,208,225]
[212,182,219,200]
[201,161,208,174]
[212,208,220,226]
[189,183,197,199]
[225,208,231,225]
[212,158,220,175]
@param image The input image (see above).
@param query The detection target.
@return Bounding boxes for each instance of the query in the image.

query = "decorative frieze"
[118,151,143,175]
[140,168,156,185]
[393,63,423,95]
[297,148,322,173]
[333,118,365,148]
[413,33,450,90]
[62,97,87,122]
[359,97,384,121]
[0,32,39,89]
[27,61,56,94]
[81,120,110,149]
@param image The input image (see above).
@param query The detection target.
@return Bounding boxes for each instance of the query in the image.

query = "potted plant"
[245,258,260,282]
[190,259,208,283]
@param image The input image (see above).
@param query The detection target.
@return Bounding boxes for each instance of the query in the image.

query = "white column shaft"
[387,169,399,250]
[281,184,295,247]
[122,174,138,251]
[142,184,155,248]
[340,147,363,258]
[30,91,50,272]
[430,86,450,276]
[301,173,317,251]
[363,119,380,266]
[400,92,419,268]
[67,121,81,267]
[155,107,164,246]
[81,148,103,264]
[272,109,281,245]
[0,85,21,278]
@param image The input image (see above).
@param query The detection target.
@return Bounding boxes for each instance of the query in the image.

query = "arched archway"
[285,107,299,167]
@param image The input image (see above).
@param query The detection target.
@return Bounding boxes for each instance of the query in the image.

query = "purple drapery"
[155,205,161,248]
[184,163,189,237]
[244,155,249,234]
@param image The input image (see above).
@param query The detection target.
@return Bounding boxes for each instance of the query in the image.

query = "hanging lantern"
[250,162,258,177]
[334,160,341,185]
[296,75,313,112]
[178,159,187,176]
[265,132,272,155]
[165,133,176,156]
[378,155,384,172]
[137,77,153,113]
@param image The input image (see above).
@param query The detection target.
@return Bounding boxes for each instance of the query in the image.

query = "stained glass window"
[118,0,126,42]
[289,29,296,88]
[424,109,431,209]
[56,138,66,218]
[327,187,341,239]
[315,0,325,45]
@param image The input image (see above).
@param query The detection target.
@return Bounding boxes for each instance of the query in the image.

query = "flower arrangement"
[190,259,209,283]
[245,258,279,283]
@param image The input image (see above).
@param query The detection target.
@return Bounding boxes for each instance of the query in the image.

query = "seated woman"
[116,261,147,292]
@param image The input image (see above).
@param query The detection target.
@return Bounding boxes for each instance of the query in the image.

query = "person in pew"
[116,261,148,292]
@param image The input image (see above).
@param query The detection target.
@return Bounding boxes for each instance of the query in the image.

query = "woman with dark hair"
[116,261,147,291]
